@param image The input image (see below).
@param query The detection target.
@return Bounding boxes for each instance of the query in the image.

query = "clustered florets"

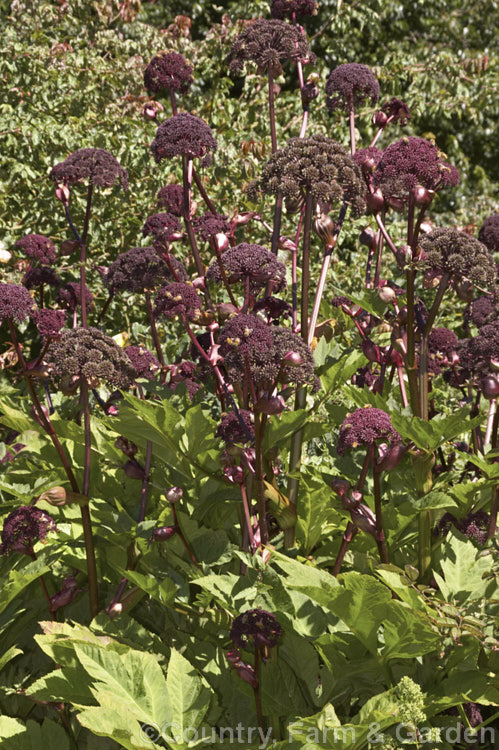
[144,51,194,95]
[105,247,187,294]
[56,282,94,313]
[47,327,136,389]
[192,212,231,241]
[459,320,499,375]
[124,345,160,379]
[23,267,60,290]
[150,113,218,167]
[270,328,315,385]
[439,511,489,546]
[50,148,128,191]
[154,282,202,321]
[217,410,255,444]
[142,212,182,243]
[270,0,317,19]
[33,309,66,338]
[15,234,57,265]
[353,146,383,174]
[337,406,400,455]
[373,137,459,200]
[478,213,499,252]
[0,283,36,323]
[427,327,459,375]
[325,63,380,113]
[420,228,496,287]
[253,134,365,216]
[219,313,275,385]
[230,608,282,650]
[207,244,286,294]
[465,296,497,328]
[227,18,315,77]
[0,506,56,556]
[381,98,411,125]
[157,184,184,216]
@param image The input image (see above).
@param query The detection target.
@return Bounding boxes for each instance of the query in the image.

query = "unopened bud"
[165,486,183,504]
[143,103,158,120]
[480,375,499,400]
[396,245,412,268]
[38,486,88,506]
[361,338,381,363]
[490,358,499,373]
[223,465,244,484]
[366,189,384,214]
[372,110,388,127]
[412,185,434,206]
[123,460,145,480]
[378,286,397,304]
[376,442,407,472]
[331,478,351,497]
[314,214,336,245]
[283,351,302,367]
[386,195,406,212]
[215,232,230,252]
[151,525,177,542]
[191,276,206,291]
[277,236,297,253]
[359,227,376,248]
[55,183,70,204]
[115,436,138,457]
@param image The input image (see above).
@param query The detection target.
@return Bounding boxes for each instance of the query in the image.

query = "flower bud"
[378,286,397,304]
[480,375,499,400]
[223,465,244,484]
[397,307,408,325]
[366,189,384,214]
[37,486,88,507]
[331,478,351,497]
[143,103,159,120]
[55,183,70,204]
[359,227,376,248]
[361,338,381,363]
[376,442,407,472]
[396,245,412,269]
[226,650,241,664]
[0,248,12,263]
[107,405,119,416]
[490,358,499,373]
[412,185,434,206]
[386,196,405,212]
[191,276,206,290]
[231,211,257,227]
[123,460,145,480]
[385,347,404,366]
[423,271,441,290]
[254,394,286,415]
[216,232,230,252]
[283,351,302,367]
[165,486,183,504]
[277,236,297,253]
[314,214,336,245]
[151,525,177,542]
[115,436,138,457]
[372,111,388,127]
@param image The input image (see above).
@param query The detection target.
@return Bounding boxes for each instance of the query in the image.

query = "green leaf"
[0,559,51,616]
[409,490,457,510]
[113,568,178,606]
[319,351,366,395]
[0,645,22,673]
[1,719,70,750]
[165,648,212,739]
[433,533,492,602]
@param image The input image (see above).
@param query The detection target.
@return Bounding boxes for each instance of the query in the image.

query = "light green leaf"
[433,533,492,602]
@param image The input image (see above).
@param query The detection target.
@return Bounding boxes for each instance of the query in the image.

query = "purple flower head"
[150,113,217,167]
[270,0,318,19]
[325,63,380,114]
[33,309,66,339]
[15,234,56,265]
[381,98,411,125]
[105,247,187,294]
[0,505,56,556]
[256,134,365,216]
[478,213,499,253]
[439,511,489,547]
[56,282,94,313]
[192,212,231,242]
[50,148,128,191]
[420,228,496,287]
[337,406,400,455]
[206,243,286,294]
[0,283,36,323]
[47,327,136,389]
[154,282,203,321]
[331,295,353,308]
[218,314,276,386]
[465,295,497,328]
[217,410,254,444]
[157,184,184,216]
[144,51,193,95]
[459,320,499,375]
[124,345,160,379]
[270,327,315,385]
[230,608,282,650]
[142,212,182,243]
[22,267,61,290]
[427,327,459,375]
[228,18,315,77]
[373,137,459,202]
[353,146,383,174]
[253,295,292,322]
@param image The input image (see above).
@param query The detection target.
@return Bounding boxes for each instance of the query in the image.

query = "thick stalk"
[332,523,358,576]
[373,226,384,288]
[96,292,113,325]
[291,204,306,331]
[79,184,94,329]
[80,378,99,618]
[484,399,496,447]
[182,156,205,278]
[270,193,284,257]
[300,191,314,344]
[240,482,256,552]
[208,237,237,305]
[405,267,420,416]
[145,291,165,367]
[284,386,306,547]
[372,449,389,564]
[374,212,398,258]
[267,69,278,153]
[419,274,450,419]
[418,510,432,582]
[348,93,356,155]
[253,649,265,733]
[254,414,269,546]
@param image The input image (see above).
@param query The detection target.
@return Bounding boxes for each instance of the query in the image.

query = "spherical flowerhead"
[257,134,365,216]
[144,51,193,95]
[157,184,184,216]
[459,320,499,375]
[465,295,497,328]
[142,213,182,243]
[33,309,66,339]
[56,282,94,313]
[206,243,286,294]
[124,345,160,379]
[270,327,315,385]
[0,283,36,324]
[373,137,459,202]
[23,267,61,290]
[0,505,56,556]
[337,406,400,455]
[478,213,499,252]
[218,313,277,386]
[105,247,187,294]
[270,0,318,19]
[217,410,255,444]
[227,18,315,78]
[230,609,282,650]
[420,228,496,287]
[154,282,203,321]
[47,327,137,389]
[50,148,128,191]
[427,327,459,375]
[150,113,217,167]
[192,212,231,242]
[15,234,57,265]
[325,63,380,114]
